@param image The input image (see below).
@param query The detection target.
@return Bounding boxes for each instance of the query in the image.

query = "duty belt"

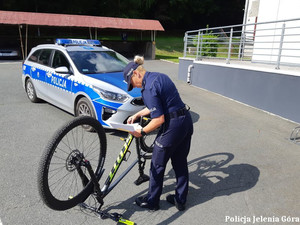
[168,105,190,119]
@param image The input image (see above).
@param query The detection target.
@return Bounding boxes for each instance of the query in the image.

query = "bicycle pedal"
[117,218,136,225]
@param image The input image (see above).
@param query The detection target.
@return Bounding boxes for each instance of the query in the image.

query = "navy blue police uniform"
[141,71,193,208]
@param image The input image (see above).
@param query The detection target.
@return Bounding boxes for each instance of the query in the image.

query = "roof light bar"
[56,39,101,46]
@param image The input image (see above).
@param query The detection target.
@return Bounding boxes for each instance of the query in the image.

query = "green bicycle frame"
[100,133,139,197]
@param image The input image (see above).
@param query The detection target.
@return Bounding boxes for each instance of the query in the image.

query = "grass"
[155,34,184,63]
[154,35,247,62]
[99,32,185,63]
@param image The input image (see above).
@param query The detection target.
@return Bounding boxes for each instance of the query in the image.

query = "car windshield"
[68,50,128,74]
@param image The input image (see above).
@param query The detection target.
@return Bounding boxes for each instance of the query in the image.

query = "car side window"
[28,49,42,62]
[52,50,70,69]
[38,49,52,66]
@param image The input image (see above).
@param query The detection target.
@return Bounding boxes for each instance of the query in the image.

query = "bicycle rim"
[38,116,106,210]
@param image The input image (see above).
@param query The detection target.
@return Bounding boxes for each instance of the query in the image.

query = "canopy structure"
[0,10,164,59]
[0,10,164,31]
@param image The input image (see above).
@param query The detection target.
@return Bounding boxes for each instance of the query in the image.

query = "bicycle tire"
[139,129,158,153]
[37,116,107,211]
[139,117,158,153]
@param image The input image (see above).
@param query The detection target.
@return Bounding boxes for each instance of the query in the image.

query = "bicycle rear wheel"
[37,116,107,211]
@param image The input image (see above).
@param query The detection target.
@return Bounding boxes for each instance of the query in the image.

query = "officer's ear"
[134,70,141,79]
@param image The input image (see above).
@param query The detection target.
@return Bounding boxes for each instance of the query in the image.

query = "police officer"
[124,56,193,211]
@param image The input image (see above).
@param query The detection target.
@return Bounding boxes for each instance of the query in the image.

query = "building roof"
[0,10,164,31]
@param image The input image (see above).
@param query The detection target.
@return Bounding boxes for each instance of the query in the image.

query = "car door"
[44,50,74,113]
[29,49,52,100]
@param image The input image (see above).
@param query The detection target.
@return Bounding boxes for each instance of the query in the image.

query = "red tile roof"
[0,10,164,31]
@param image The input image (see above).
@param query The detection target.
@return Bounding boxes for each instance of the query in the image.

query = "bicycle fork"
[78,133,135,208]
[79,160,104,207]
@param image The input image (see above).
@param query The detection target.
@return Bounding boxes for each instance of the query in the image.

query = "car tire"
[75,97,96,132]
[75,97,96,118]
[25,78,40,103]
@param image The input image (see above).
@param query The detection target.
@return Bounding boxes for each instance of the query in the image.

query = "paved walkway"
[0,60,299,225]
[138,60,300,224]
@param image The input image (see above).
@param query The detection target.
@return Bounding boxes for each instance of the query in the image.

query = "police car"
[22,39,145,128]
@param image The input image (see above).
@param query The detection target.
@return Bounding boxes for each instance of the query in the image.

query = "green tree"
[0,0,245,30]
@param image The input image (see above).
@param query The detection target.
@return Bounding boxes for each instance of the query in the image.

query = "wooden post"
[18,25,25,60]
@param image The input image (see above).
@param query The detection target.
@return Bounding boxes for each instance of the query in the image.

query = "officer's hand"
[130,129,142,138]
[127,115,137,124]
[127,116,133,124]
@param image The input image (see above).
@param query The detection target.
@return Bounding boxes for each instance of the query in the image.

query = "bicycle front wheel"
[139,116,159,153]
[139,128,159,153]
[37,116,107,211]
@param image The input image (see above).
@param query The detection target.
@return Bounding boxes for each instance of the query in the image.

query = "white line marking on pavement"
[0,217,3,225]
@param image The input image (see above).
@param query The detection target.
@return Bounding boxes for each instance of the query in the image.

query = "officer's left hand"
[130,129,142,138]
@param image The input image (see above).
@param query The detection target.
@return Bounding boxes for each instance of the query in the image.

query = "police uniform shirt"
[141,72,185,119]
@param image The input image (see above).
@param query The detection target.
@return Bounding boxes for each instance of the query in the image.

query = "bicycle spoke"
[49,170,72,193]
[48,126,100,201]
[38,116,106,210]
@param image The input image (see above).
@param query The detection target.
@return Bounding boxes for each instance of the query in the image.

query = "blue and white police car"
[22,39,145,128]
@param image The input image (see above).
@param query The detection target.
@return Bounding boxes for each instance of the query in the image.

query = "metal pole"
[276,23,286,70]
[242,0,250,27]
[238,25,245,60]
[199,32,203,59]
[226,28,233,64]
[196,31,200,60]
[183,33,188,57]
[239,0,249,60]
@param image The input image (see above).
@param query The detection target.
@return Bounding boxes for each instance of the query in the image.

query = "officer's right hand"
[127,115,136,124]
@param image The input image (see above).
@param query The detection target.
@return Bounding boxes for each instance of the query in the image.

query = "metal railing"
[183,18,300,69]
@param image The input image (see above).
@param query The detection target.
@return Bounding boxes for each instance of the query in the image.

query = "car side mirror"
[55,66,70,74]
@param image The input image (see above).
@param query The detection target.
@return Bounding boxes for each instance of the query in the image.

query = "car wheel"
[76,97,96,118]
[26,78,40,103]
[75,97,96,131]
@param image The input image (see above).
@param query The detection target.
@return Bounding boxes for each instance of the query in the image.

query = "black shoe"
[166,194,186,211]
[135,196,159,211]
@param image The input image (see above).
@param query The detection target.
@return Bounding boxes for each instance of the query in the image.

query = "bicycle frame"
[101,133,137,196]
[83,132,150,209]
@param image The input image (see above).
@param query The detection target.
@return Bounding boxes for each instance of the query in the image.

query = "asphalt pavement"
[0,60,299,225]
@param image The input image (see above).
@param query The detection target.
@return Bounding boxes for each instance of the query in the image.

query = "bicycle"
[37,116,157,224]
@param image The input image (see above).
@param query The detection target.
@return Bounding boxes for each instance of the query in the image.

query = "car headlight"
[93,87,129,103]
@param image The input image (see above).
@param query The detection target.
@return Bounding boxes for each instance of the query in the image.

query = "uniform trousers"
[147,112,193,206]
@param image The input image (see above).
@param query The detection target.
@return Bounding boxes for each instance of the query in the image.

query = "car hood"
[84,72,141,97]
